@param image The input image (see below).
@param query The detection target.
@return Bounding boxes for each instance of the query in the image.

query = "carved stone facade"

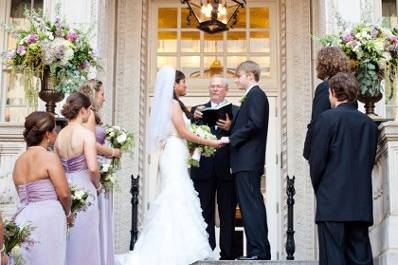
[371,122,398,265]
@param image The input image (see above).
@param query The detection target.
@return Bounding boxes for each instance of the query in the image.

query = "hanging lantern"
[181,0,246,34]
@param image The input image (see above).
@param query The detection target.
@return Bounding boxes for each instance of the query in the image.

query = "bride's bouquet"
[100,125,134,192]
[3,220,35,265]
[70,185,91,219]
[187,124,217,167]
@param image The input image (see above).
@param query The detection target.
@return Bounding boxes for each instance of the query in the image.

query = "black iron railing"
[285,175,296,260]
[130,174,139,250]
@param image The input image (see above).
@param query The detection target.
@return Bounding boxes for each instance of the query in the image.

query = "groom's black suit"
[229,85,271,259]
[190,101,239,260]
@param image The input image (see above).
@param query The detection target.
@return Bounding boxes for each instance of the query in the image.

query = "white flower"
[117,133,127,144]
[74,190,85,200]
[11,245,21,256]
[113,126,121,131]
[109,131,115,138]
[192,147,202,162]
[108,175,115,183]
[101,163,110,173]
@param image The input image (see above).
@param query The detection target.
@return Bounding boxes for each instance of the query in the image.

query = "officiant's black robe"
[190,102,239,260]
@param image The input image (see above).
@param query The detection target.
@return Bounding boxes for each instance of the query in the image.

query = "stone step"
[194,261,318,265]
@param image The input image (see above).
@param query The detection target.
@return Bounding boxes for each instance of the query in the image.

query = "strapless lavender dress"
[13,179,66,265]
[96,126,115,265]
[62,155,100,265]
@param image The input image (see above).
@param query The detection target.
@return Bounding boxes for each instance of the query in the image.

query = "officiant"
[191,75,239,260]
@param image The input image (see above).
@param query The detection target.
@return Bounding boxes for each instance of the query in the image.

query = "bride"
[115,66,222,265]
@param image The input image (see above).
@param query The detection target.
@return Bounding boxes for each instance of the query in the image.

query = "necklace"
[28,145,48,151]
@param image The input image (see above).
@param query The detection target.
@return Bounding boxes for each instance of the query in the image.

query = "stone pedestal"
[371,122,398,265]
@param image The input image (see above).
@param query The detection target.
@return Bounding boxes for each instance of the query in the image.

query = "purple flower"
[342,33,353,43]
[91,49,98,58]
[16,45,26,56]
[66,31,78,42]
[4,49,16,60]
[55,17,63,37]
[55,45,65,59]
[370,26,378,38]
[80,60,90,69]
[27,33,38,44]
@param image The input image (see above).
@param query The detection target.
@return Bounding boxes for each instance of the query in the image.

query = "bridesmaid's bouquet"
[70,185,91,218]
[100,125,134,192]
[99,160,116,193]
[187,124,217,167]
[3,220,35,265]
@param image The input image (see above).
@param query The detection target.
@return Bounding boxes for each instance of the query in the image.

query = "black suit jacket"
[309,103,378,224]
[190,101,239,181]
[229,86,269,174]
[303,80,359,160]
[303,80,330,160]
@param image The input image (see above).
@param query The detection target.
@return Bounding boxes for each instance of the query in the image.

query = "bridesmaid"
[79,79,120,265]
[55,92,101,265]
[12,111,71,265]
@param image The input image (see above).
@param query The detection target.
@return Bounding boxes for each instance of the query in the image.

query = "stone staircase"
[194,261,318,265]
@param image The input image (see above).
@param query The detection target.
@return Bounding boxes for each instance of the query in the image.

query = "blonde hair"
[236,60,261,82]
[79,79,103,124]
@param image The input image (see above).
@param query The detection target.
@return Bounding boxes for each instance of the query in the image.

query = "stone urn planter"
[38,68,65,114]
[357,91,383,116]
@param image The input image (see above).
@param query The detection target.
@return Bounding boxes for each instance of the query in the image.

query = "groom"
[221,60,271,260]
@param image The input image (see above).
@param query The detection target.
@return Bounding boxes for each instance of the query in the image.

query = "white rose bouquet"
[99,125,134,192]
[99,160,116,193]
[187,124,217,167]
[70,185,91,220]
[3,220,35,265]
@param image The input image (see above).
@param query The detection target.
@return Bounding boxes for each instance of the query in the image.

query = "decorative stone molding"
[0,124,25,217]
[283,0,316,260]
[371,122,398,265]
[111,0,143,253]
[138,0,149,230]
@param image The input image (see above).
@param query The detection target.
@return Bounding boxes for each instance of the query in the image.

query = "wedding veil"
[147,66,176,153]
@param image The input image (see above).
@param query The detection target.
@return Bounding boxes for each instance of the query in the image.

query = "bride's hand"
[208,139,223,148]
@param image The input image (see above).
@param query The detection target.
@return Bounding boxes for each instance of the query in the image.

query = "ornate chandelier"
[181,0,246,34]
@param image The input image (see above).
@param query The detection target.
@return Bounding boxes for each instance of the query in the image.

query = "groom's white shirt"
[244,83,258,97]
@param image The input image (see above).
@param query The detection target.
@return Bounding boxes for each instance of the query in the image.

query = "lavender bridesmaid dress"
[13,179,66,265]
[62,155,100,265]
[96,126,115,265]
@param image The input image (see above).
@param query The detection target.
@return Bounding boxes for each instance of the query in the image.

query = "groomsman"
[309,72,378,265]
[191,75,238,260]
[221,61,271,260]
[303,47,349,160]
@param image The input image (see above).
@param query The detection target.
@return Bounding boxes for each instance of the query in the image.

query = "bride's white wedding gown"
[115,115,213,265]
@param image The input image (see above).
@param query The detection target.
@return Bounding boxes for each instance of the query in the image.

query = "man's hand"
[216,113,231,131]
[220,136,230,144]
[193,105,205,120]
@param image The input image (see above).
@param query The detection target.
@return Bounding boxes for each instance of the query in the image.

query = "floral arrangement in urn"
[319,23,398,114]
[2,8,101,110]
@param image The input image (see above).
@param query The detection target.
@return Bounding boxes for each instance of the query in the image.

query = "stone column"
[371,122,398,265]
[281,0,316,260]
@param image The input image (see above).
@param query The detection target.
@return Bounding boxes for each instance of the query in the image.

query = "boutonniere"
[239,95,247,104]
